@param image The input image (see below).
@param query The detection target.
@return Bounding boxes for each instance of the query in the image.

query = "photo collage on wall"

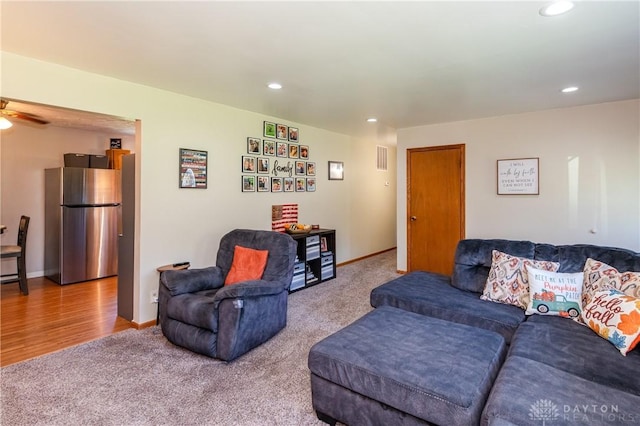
[242,121,316,193]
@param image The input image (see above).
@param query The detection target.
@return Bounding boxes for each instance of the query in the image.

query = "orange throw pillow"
[224,245,269,285]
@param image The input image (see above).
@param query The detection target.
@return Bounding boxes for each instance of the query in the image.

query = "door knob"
[410,216,417,221]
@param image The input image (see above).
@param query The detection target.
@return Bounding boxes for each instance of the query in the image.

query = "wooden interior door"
[407,144,465,274]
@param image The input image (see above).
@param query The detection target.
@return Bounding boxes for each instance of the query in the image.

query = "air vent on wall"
[376,145,388,171]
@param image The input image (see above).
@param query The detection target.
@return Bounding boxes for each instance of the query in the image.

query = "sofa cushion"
[510,315,640,395]
[452,239,535,293]
[482,355,640,426]
[481,250,560,310]
[534,243,640,273]
[582,289,640,356]
[370,271,526,343]
[309,306,507,426]
[583,258,640,307]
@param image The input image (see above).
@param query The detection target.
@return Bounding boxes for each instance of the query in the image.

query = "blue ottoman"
[308,306,507,425]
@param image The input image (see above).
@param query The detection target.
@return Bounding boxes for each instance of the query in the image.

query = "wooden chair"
[1,215,30,295]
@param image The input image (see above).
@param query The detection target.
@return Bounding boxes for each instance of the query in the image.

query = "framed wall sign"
[328,161,344,180]
[179,148,208,189]
[497,157,539,195]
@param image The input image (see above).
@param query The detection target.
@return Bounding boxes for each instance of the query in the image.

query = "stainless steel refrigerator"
[45,167,121,285]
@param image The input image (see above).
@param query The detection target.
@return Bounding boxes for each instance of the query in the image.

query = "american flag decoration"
[271,203,298,232]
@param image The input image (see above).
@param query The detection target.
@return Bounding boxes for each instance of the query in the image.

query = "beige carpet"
[1,250,400,425]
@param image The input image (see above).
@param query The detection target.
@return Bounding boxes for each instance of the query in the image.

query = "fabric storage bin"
[64,153,89,168]
[89,154,109,169]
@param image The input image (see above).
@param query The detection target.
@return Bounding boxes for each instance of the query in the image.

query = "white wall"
[397,99,640,271]
[0,123,134,277]
[1,52,397,324]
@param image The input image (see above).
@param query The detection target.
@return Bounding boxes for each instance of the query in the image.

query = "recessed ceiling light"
[267,83,282,90]
[539,1,574,17]
[367,118,378,123]
[561,86,579,93]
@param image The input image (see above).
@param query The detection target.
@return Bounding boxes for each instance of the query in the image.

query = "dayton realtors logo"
[529,399,560,424]
[529,399,638,423]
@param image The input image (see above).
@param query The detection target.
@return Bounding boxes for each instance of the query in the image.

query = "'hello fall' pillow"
[582,289,640,356]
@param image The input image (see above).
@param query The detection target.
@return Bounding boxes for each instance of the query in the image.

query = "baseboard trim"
[396,270,407,274]
[133,319,156,329]
[336,247,396,267]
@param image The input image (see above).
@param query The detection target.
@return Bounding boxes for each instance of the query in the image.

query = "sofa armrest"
[212,279,285,305]
[160,266,224,296]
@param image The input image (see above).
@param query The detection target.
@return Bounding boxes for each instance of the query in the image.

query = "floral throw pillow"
[582,289,640,356]
[582,258,640,308]
[481,250,560,310]
[525,266,583,319]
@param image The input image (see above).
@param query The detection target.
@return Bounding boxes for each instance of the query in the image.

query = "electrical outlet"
[150,291,158,304]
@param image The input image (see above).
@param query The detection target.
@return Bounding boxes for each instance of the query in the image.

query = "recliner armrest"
[212,279,285,305]
[160,266,224,296]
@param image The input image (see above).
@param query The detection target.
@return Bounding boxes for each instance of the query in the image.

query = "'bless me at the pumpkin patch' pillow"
[525,265,583,319]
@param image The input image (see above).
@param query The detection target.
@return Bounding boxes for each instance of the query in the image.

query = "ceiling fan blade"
[1,110,49,125]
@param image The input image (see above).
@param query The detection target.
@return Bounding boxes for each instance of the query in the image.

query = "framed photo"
[328,161,344,180]
[242,156,256,173]
[242,175,255,192]
[271,177,283,192]
[306,178,316,192]
[306,161,316,176]
[320,236,328,252]
[247,137,261,154]
[295,161,306,176]
[264,121,276,138]
[289,144,299,158]
[497,158,539,195]
[299,145,309,159]
[276,124,288,140]
[110,138,122,149]
[257,157,270,174]
[263,139,275,156]
[276,142,288,158]
[289,127,299,142]
[179,148,208,188]
[284,177,295,192]
[257,176,270,192]
[295,178,306,192]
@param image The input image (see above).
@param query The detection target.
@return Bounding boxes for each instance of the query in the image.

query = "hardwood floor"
[1,276,134,367]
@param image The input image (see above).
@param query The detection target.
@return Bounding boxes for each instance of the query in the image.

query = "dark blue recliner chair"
[159,229,297,361]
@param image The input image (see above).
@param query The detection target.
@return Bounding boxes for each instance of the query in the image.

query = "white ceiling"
[1,1,638,138]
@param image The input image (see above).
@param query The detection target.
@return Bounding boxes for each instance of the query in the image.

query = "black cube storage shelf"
[288,229,336,292]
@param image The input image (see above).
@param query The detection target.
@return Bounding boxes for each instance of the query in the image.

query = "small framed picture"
[257,176,270,192]
[284,177,295,192]
[276,142,288,158]
[110,138,122,149]
[257,157,270,174]
[242,175,255,192]
[247,137,261,154]
[289,144,299,158]
[271,177,283,192]
[320,236,328,252]
[300,145,309,159]
[264,121,276,138]
[289,127,299,142]
[328,161,344,180]
[306,178,316,192]
[242,156,256,173]
[179,148,208,189]
[296,178,306,192]
[263,140,275,156]
[295,161,306,176]
[276,124,288,140]
[306,162,316,176]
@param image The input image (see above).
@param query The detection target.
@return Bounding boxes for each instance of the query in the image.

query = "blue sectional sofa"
[309,239,640,425]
